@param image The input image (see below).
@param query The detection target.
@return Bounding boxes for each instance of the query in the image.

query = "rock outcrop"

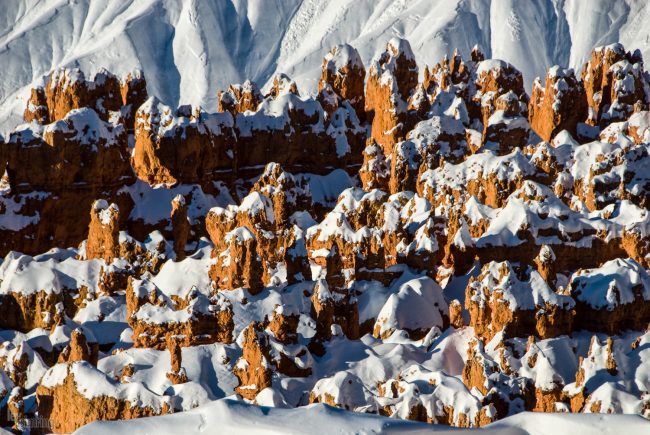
[4,38,650,432]
[568,258,650,333]
[170,195,189,261]
[481,91,536,154]
[86,200,120,263]
[0,106,133,256]
[472,59,528,128]
[319,44,366,117]
[581,43,650,127]
[528,67,588,142]
[209,227,264,294]
[127,279,234,348]
[24,68,148,126]
[132,97,236,186]
[365,38,418,154]
[465,261,575,341]
[57,329,99,366]
[165,335,188,385]
[217,80,263,114]
[36,362,170,433]
[233,322,273,400]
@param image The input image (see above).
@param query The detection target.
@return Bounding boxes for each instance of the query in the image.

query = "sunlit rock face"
[2,38,650,433]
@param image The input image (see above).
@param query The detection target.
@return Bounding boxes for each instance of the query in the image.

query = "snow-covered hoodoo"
[0,39,649,433]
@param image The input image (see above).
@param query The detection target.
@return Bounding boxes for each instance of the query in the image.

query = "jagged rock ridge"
[0,39,648,433]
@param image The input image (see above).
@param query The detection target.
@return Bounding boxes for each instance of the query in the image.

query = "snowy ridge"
[2,0,650,131]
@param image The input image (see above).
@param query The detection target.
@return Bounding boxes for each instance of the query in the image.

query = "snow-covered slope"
[72,398,649,435]
[1,0,650,131]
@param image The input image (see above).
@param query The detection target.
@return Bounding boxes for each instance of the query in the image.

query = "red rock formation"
[427,49,472,95]
[36,362,171,433]
[418,148,541,210]
[235,83,364,177]
[233,322,273,400]
[9,107,131,191]
[365,38,418,155]
[165,335,188,384]
[206,163,314,285]
[473,59,528,128]
[390,114,470,194]
[570,139,650,211]
[565,336,618,412]
[24,86,49,123]
[218,80,263,114]
[390,139,421,194]
[482,91,536,154]
[268,73,299,98]
[441,208,476,273]
[581,43,649,127]
[120,70,148,129]
[465,261,574,340]
[57,329,99,366]
[568,258,650,334]
[309,371,375,412]
[268,306,300,345]
[0,106,133,256]
[24,68,147,130]
[359,141,390,191]
[310,279,359,342]
[132,97,236,186]
[319,44,366,117]
[533,245,557,286]
[7,387,24,431]
[627,110,650,144]
[5,39,650,430]
[44,69,122,123]
[528,67,588,142]
[86,200,120,263]
[209,227,264,294]
[407,83,431,118]
[449,299,464,329]
[127,280,234,348]
[170,195,189,261]
[462,339,498,395]
[285,227,311,285]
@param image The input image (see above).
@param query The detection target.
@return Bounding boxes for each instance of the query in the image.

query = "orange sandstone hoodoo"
[4,37,650,432]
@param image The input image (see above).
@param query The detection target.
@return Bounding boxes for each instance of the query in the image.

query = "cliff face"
[1,40,650,433]
[23,68,148,128]
[1,106,134,256]
[86,200,120,263]
[528,67,588,142]
[36,362,170,434]
[319,44,366,119]
[581,44,650,127]
[365,38,418,155]
[132,97,236,186]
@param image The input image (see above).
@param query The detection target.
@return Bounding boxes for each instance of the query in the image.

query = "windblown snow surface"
[73,398,648,435]
[1,0,650,132]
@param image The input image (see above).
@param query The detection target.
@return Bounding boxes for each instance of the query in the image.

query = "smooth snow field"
[73,398,649,435]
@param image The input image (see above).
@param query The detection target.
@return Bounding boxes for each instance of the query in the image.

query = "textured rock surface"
[365,38,418,154]
[36,362,170,433]
[319,44,366,118]
[528,67,588,142]
[1,39,650,433]
[86,200,120,263]
[581,44,650,127]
